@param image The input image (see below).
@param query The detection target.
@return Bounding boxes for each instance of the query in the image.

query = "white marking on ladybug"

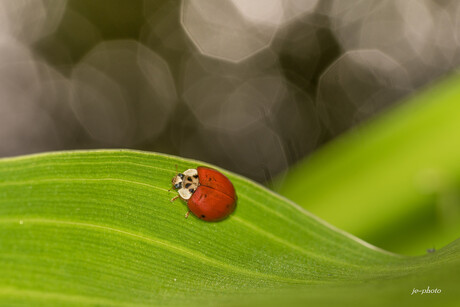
[171,169,199,200]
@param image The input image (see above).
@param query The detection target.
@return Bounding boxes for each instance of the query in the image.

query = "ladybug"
[170,166,237,221]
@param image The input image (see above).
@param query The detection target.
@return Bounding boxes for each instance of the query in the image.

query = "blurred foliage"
[277,74,460,256]
[4,0,455,183]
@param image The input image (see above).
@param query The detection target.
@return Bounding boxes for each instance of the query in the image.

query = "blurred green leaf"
[0,150,459,305]
[277,74,460,255]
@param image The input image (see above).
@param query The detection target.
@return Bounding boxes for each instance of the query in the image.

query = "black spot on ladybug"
[179,173,184,179]
[185,183,191,188]
[189,188,194,193]
[193,174,198,178]
[201,215,205,218]
[187,176,192,181]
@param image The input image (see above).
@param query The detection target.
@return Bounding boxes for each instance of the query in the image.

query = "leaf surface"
[0,150,459,306]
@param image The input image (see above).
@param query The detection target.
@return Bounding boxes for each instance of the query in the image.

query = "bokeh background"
[1,0,459,254]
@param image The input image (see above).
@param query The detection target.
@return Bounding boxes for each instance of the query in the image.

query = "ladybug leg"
[170,195,179,202]
[184,210,191,219]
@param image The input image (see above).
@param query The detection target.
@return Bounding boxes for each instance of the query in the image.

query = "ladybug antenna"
[169,165,178,192]
[174,165,185,179]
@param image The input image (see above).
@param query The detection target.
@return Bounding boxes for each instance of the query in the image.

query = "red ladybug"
[170,166,237,221]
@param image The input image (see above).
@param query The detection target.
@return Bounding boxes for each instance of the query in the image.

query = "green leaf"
[0,150,459,306]
[277,74,460,255]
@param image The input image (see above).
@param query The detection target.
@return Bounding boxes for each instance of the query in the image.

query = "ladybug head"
[171,168,200,200]
[171,173,184,189]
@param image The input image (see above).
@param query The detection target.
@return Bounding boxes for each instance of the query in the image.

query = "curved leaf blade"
[0,150,458,306]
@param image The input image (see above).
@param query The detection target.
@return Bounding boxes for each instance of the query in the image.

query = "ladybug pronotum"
[170,166,237,222]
